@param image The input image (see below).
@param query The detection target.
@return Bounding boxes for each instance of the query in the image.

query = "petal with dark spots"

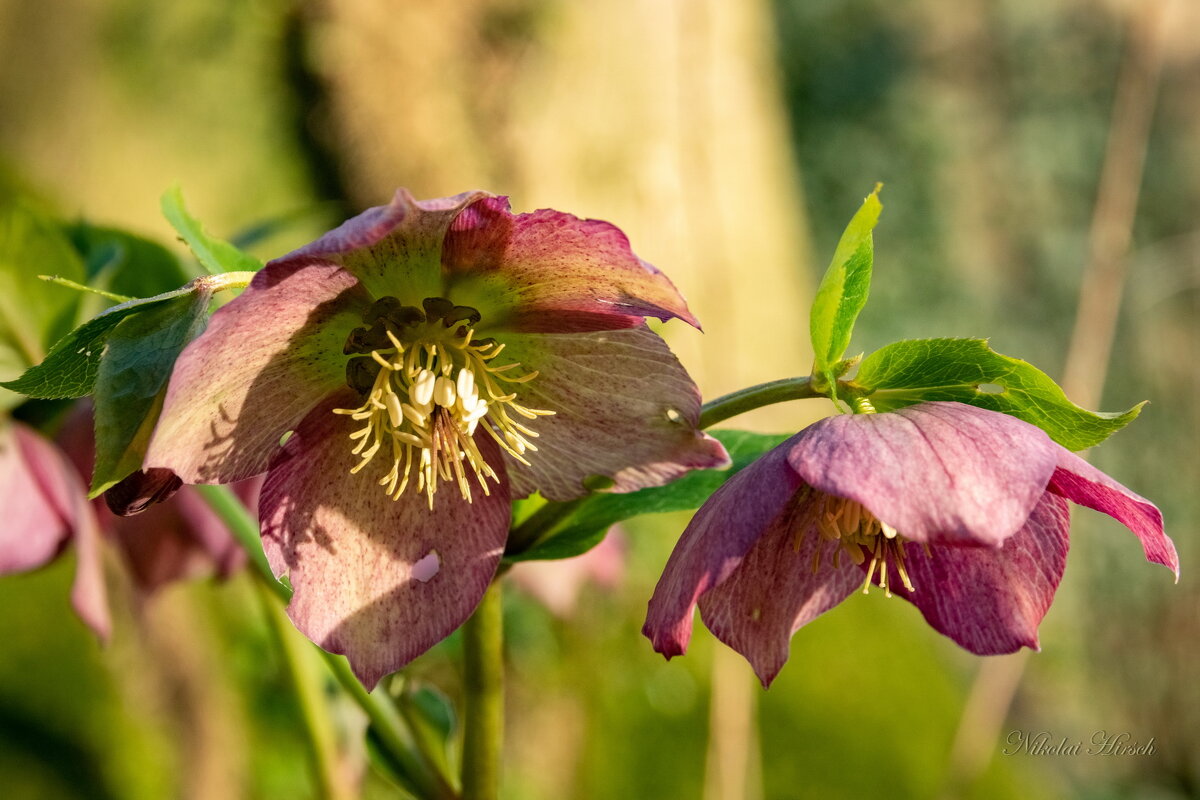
[146,261,369,484]
[260,391,510,688]
[788,402,1057,546]
[697,490,863,686]
[282,188,491,302]
[643,441,802,661]
[443,196,700,332]
[1048,448,1177,578]
[496,325,728,501]
[888,491,1070,655]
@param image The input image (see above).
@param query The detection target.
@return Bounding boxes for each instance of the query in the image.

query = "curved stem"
[698,376,821,428]
[504,497,587,557]
[461,580,504,800]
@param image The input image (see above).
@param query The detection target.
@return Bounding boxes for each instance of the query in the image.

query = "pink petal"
[496,325,729,501]
[697,493,863,686]
[1048,449,1178,579]
[0,423,71,573]
[260,390,510,688]
[1,423,110,639]
[283,189,491,302]
[443,196,700,331]
[787,402,1058,547]
[643,441,802,660]
[146,260,370,483]
[889,491,1070,655]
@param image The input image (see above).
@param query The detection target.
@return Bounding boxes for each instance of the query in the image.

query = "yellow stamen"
[334,312,553,507]
[793,493,922,594]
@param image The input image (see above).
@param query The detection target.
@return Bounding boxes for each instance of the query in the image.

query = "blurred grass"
[0,0,1196,797]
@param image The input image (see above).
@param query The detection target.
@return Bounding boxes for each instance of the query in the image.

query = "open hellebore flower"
[145,189,727,686]
[644,401,1177,686]
[0,421,109,638]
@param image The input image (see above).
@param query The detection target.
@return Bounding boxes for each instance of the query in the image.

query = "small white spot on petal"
[412,550,440,582]
[665,408,682,423]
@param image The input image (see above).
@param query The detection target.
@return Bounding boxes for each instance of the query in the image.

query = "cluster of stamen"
[795,490,927,596]
[333,296,553,507]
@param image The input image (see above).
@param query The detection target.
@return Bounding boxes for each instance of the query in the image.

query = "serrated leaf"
[809,184,882,397]
[161,185,263,275]
[853,337,1142,450]
[506,430,790,563]
[90,290,211,495]
[0,285,198,399]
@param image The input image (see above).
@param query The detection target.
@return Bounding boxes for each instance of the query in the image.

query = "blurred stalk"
[258,579,354,800]
[704,646,763,800]
[461,580,505,800]
[939,1,1173,796]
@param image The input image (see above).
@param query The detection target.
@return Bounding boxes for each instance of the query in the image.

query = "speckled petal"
[443,196,699,332]
[787,402,1058,546]
[282,189,491,302]
[697,491,863,686]
[260,390,510,688]
[889,491,1070,655]
[1048,448,1178,578]
[146,260,369,484]
[643,441,802,661]
[495,325,728,501]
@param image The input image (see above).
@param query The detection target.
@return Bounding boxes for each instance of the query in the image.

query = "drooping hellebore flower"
[0,420,109,638]
[145,190,728,686]
[644,401,1178,686]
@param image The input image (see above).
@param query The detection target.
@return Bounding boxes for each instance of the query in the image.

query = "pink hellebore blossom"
[0,421,109,638]
[644,401,1178,686]
[145,190,728,687]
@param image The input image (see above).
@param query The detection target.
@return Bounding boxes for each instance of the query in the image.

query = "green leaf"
[89,289,212,495]
[809,184,882,397]
[0,285,199,399]
[161,185,263,276]
[853,337,1142,450]
[0,201,87,409]
[506,430,791,563]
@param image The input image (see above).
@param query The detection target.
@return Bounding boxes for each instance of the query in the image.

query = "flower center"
[796,491,922,596]
[333,296,553,507]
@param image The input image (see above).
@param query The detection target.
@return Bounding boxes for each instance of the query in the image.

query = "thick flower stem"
[194,483,456,800]
[461,580,504,800]
[698,376,821,428]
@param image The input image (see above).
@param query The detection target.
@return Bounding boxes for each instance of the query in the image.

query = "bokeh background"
[1,0,1197,798]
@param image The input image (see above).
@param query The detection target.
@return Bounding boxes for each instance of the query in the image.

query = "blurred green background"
[0,0,1196,798]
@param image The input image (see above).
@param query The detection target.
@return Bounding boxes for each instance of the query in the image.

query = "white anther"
[434,375,457,407]
[402,402,427,426]
[881,522,899,539]
[412,369,436,406]
[457,368,476,399]
[384,393,403,428]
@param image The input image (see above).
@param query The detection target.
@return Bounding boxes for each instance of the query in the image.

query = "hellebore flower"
[644,401,1178,686]
[0,420,109,638]
[145,189,727,686]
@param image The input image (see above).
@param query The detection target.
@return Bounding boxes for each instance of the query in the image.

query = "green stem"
[194,483,456,799]
[504,497,588,558]
[193,484,287,601]
[258,580,350,800]
[323,654,458,800]
[698,376,821,428]
[461,581,504,800]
